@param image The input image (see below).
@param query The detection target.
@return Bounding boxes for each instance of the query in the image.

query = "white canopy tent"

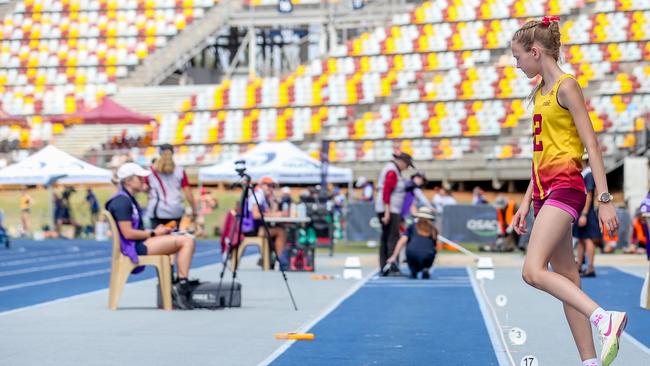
[0,145,113,185]
[198,141,353,184]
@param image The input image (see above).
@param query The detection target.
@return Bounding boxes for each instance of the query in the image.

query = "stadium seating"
[160,3,649,150]
[243,0,320,6]
[0,0,218,116]
[1,0,648,164]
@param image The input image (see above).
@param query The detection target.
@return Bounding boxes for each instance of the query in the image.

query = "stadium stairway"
[117,0,242,87]
[0,0,18,20]
[112,85,209,115]
[52,124,146,157]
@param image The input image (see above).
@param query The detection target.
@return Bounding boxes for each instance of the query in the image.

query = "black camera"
[234,160,246,177]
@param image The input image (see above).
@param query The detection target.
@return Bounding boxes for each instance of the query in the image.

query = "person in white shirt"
[432,187,456,213]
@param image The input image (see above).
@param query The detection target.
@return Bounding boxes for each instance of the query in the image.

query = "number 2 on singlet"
[533,114,543,152]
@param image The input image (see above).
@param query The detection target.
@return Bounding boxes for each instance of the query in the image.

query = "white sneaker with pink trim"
[599,311,628,366]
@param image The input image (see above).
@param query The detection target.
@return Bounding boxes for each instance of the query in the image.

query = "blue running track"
[582,266,650,348]
[0,239,225,312]
[272,267,499,366]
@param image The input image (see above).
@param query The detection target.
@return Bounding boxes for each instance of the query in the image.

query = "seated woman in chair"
[243,176,288,269]
[106,162,196,309]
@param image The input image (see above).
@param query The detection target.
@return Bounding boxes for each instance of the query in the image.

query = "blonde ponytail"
[512,18,563,105]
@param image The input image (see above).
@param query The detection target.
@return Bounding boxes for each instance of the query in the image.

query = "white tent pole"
[48,185,54,231]
[197,181,203,217]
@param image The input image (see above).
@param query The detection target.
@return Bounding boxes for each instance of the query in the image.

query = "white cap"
[116,163,150,180]
[281,186,291,194]
[355,176,367,188]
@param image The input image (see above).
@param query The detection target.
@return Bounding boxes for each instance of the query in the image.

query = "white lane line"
[467,267,515,366]
[0,249,218,292]
[0,259,222,317]
[365,281,470,285]
[614,266,646,280]
[365,284,471,288]
[0,248,219,277]
[606,268,650,354]
[0,269,110,292]
[0,248,87,261]
[622,332,650,355]
[0,257,110,277]
[0,250,109,267]
[258,270,376,366]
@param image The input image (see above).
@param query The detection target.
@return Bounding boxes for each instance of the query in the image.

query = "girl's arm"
[183,186,197,217]
[512,180,533,235]
[432,229,442,251]
[414,188,434,209]
[558,78,619,233]
[117,220,169,240]
[521,180,533,209]
[387,235,408,263]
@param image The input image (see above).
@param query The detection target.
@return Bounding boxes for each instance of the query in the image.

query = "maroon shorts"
[533,188,586,222]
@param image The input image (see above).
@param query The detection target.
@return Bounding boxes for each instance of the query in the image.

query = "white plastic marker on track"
[508,327,527,346]
[519,355,538,366]
[495,295,508,307]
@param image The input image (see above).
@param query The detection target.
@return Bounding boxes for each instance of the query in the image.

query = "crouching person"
[107,163,196,309]
[386,207,439,279]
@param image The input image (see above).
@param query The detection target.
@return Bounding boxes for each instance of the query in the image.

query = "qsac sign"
[442,205,499,243]
[466,218,500,237]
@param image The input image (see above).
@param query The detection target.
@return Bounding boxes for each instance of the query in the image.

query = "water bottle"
[297,203,307,218]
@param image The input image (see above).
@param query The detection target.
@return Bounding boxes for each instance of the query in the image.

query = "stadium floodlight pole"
[320,140,329,195]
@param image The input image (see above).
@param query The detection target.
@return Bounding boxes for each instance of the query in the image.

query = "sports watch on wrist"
[597,192,613,204]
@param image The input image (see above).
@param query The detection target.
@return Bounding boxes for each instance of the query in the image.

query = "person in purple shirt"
[639,190,650,260]
[106,163,196,309]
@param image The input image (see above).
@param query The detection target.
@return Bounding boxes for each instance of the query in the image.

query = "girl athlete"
[510,17,626,366]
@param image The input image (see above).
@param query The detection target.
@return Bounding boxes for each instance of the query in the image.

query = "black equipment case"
[190,281,242,309]
[157,281,242,309]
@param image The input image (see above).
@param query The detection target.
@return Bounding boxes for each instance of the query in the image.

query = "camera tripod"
[216,164,298,310]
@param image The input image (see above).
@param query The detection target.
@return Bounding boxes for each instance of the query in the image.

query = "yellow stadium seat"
[589,111,604,132]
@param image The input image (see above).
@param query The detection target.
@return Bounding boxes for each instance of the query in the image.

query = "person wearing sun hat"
[106,162,196,309]
[386,206,439,279]
[375,151,415,275]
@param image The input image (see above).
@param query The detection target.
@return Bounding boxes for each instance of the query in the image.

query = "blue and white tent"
[198,141,353,184]
[0,145,113,185]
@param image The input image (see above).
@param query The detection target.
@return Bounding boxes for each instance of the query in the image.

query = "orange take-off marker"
[311,274,334,280]
[275,333,315,340]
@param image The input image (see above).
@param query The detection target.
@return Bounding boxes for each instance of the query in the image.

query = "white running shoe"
[599,311,628,366]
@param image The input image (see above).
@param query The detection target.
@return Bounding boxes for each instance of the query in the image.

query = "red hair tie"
[541,16,560,26]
